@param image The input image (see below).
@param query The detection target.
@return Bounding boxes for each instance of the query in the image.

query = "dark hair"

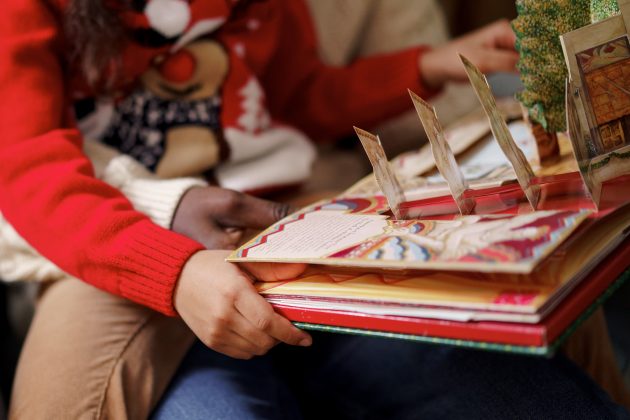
[63,0,261,86]
[64,0,130,87]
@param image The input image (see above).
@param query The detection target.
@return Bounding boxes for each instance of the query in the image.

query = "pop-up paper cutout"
[408,89,475,215]
[460,54,540,210]
[566,79,602,204]
[560,0,630,208]
[353,127,405,219]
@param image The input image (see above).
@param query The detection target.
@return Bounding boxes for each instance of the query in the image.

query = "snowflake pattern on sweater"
[103,89,223,171]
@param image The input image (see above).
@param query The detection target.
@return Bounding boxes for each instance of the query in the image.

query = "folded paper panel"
[409,89,475,215]
[353,127,406,219]
[460,54,540,209]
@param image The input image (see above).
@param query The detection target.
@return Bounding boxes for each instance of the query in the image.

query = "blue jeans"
[606,280,630,386]
[152,332,630,419]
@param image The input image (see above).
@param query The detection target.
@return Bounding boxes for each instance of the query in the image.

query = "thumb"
[220,193,294,229]
[194,224,242,250]
[483,19,517,51]
[241,262,308,282]
[224,227,245,244]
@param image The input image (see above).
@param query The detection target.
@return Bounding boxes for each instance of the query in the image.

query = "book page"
[230,198,591,274]
[239,211,388,259]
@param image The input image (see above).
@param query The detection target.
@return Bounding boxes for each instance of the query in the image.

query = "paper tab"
[409,89,475,215]
[460,54,540,209]
[354,127,405,219]
[565,79,601,207]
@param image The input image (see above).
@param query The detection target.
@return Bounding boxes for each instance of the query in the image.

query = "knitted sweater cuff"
[120,177,207,229]
[118,220,204,316]
[98,151,207,229]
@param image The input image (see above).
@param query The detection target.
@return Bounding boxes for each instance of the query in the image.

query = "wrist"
[173,249,229,316]
[171,185,205,230]
[173,249,205,316]
[418,48,446,91]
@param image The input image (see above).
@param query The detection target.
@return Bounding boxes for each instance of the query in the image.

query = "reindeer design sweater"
[0,0,435,315]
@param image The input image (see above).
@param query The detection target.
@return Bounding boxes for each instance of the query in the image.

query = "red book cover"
[271,239,630,350]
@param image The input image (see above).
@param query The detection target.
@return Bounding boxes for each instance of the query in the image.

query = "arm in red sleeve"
[261,0,440,141]
[0,0,203,315]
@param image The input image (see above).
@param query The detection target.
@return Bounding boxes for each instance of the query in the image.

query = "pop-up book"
[229,53,630,356]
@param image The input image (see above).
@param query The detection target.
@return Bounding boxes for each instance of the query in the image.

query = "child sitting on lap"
[2,0,627,418]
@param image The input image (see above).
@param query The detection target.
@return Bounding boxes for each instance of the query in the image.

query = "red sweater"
[0,0,436,315]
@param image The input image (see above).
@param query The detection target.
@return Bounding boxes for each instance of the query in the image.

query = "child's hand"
[175,250,311,359]
[419,19,519,90]
[172,186,292,249]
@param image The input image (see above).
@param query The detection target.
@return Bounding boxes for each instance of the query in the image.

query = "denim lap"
[153,332,630,420]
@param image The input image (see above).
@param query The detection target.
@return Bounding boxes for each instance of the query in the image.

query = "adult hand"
[172,186,292,249]
[175,250,311,359]
[419,19,518,90]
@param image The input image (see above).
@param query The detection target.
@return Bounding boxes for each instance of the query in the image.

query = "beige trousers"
[9,278,195,420]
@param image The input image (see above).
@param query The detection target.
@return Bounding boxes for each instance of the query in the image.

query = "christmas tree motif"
[237,77,271,133]
[591,0,620,22]
[512,0,591,136]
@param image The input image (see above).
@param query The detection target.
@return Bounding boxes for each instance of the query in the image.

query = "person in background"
[1,0,628,418]
[306,0,479,159]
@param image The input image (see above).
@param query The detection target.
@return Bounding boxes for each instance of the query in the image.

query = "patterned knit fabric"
[103,90,222,171]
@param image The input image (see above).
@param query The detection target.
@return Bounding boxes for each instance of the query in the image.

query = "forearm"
[261,0,440,141]
[0,1,203,314]
[267,47,439,140]
[0,141,206,293]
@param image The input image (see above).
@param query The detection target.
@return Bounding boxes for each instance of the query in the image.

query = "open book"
[230,196,589,274]
[228,177,630,354]
[230,58,630,355]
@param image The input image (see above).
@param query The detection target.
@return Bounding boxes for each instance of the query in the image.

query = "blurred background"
[302,0,521,193]
[442,0,516,36]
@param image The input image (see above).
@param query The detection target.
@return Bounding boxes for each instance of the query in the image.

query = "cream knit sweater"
[0,141,205,283]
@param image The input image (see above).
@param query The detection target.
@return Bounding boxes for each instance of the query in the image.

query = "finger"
[195,224,241,250]
[266,312,311,346]
[224,329,273,357]
[481,19,517,51]
[219,191,292,229]
[229,313,279,352]
[238,228,259,246]
[496,28,517,52]
[205,329,267,359]
[470,49,519,75]
[241,262,308,282]
[235,288,312,346]
[212,343,255,360]
[478,19,516,51]
[224,227,245,244]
